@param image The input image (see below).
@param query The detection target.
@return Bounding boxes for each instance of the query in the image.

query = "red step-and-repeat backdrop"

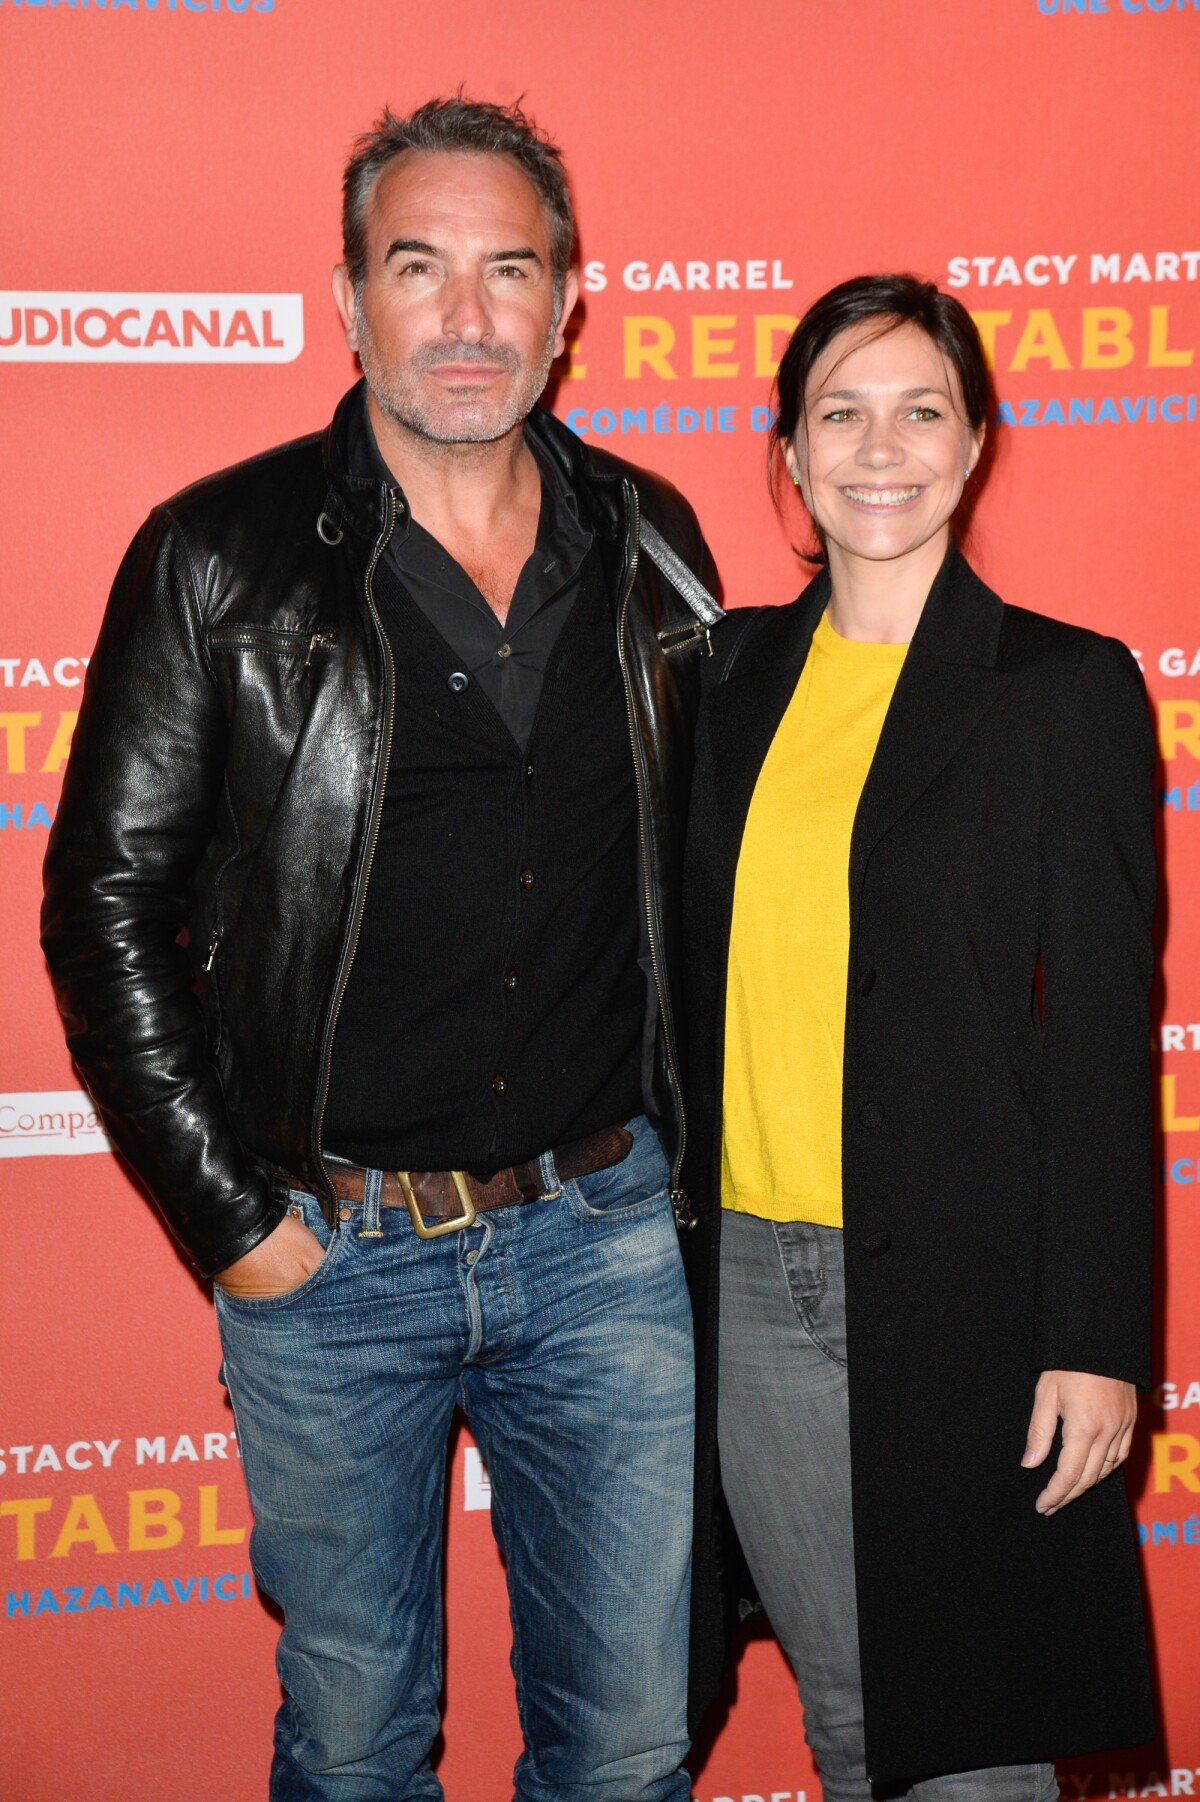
[2,2,1198,1796]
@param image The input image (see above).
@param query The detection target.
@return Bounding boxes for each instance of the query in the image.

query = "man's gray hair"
[342,96,577,300]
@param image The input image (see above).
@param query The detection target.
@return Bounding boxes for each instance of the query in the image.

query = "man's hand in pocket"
[214,1212,328,1300]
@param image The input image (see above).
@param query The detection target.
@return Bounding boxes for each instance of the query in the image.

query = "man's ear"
[332,265,360,352]
[552,268,581,360]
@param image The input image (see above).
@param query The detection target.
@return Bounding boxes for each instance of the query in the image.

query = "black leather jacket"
[42,385,719,1277]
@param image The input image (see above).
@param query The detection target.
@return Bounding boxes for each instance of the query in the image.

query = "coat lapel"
[706,544,1012,905]
[704,571,829,867]
[849,544,1011,899]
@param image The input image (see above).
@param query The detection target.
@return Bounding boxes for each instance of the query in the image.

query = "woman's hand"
[1022,1370,1137,1515]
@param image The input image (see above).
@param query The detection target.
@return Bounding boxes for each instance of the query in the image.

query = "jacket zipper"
[658,619,712,656]
[208,625,334,657]
[615,481,695,1230]
[309,490,400,1207]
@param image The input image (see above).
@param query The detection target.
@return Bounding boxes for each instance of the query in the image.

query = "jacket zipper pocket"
[658,620,712,656]
[208,626,335,665]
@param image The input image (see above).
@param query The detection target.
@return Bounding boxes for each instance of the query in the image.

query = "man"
[42,98,721,1801]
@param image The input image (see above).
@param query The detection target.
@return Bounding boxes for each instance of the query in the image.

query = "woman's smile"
[838,482,924,510]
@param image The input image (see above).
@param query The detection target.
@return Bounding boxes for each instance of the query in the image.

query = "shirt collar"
[346,382,593,580]
[345,383,587,544]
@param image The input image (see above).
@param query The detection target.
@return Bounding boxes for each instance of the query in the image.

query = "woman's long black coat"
[681,545,1157,1779]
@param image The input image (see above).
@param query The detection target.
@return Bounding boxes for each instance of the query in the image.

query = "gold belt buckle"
[396,1169,477,1240]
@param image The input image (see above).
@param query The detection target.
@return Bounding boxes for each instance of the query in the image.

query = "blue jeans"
[718,1212,1058,1802]
[215,1116,694,1801]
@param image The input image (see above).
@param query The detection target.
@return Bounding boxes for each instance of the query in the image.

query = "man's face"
[333,149,578,446]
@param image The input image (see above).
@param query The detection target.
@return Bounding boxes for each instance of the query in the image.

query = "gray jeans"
[718,1210,1059,1802]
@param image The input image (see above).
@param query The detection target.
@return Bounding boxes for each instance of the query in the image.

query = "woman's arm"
[1023,634,1158,1509]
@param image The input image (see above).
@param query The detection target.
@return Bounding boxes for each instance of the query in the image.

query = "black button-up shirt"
[322,394,645,1176]
[350,392,594,749]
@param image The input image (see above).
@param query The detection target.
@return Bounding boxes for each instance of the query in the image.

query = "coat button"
[492,1074,508,1096]
[860,1101,884,1129]
[518,867,535,889]
[497,643,512,660]
[503,969,519,991]
[863,1231,892,1259]
[857,967,877,996]
[525,762,534,779]
[448,671,469,693]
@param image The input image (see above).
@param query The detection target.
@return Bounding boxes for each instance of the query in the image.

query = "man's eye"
[399,261,433,277]
[492,264,528,279]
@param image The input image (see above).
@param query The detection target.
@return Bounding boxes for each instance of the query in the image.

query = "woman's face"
[786,319,984,570]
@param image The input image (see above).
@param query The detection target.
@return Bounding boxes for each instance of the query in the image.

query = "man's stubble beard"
[355,300,560,447]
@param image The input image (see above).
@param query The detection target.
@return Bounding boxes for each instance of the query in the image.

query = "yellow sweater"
[721,612,907,1227]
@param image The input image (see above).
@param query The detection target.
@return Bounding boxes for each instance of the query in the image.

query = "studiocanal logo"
[0,293,302,362]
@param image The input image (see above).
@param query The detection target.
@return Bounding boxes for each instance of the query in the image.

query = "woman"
[682,275,1156,1796]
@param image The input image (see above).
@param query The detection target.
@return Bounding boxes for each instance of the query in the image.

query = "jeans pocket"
[564,1118,671,1223]
[213,1192,350,1314]
[774,1223,848,1368]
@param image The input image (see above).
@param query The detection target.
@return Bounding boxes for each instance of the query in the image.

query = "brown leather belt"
[319,1123,634,1240]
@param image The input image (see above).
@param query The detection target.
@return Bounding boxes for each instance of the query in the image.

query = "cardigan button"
[863,1231,892,1259]
[857,966,877,996]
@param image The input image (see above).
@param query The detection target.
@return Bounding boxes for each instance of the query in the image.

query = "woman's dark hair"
[769,274,994,563]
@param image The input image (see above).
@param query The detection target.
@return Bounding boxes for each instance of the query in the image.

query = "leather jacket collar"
[319,379,627,547]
